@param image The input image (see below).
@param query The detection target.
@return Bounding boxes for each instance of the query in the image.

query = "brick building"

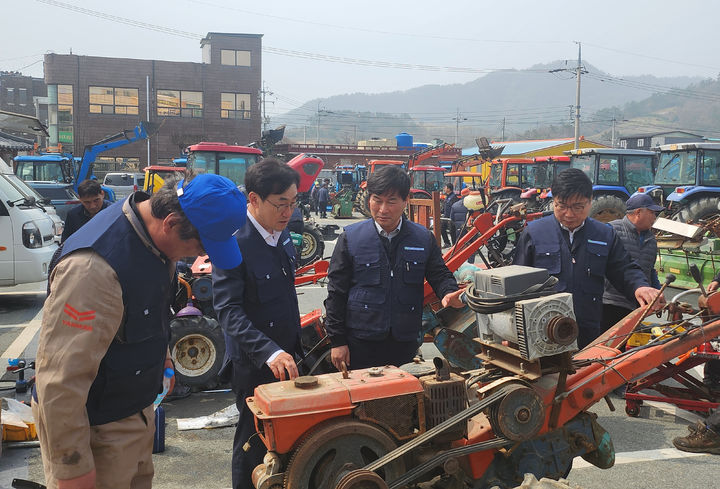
[43,32,262,167]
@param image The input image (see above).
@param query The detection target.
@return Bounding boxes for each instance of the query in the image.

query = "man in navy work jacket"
[324,164,464,371]
[513,168,662,348]
[61,179,111,242]
[212,158,302,489]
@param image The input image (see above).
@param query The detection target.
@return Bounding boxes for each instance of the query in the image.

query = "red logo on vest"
[63,303,95,331]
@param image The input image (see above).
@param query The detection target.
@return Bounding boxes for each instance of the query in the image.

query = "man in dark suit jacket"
[61,179,111,242]
[212,158,301,489]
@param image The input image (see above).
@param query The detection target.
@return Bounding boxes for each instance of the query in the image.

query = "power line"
[31,0,557,74]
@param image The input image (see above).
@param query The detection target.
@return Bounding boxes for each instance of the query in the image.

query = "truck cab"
[0,157,60,286]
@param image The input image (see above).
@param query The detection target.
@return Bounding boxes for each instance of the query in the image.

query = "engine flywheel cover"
[489,384,545,441]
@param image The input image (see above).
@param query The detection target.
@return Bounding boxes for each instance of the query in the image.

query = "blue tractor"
[14,121,159,219]
[569,148,656,222]
[635,142,720,224]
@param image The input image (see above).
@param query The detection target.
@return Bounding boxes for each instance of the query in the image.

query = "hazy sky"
[5,0,720,122]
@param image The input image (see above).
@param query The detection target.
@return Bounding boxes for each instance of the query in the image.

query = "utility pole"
[260,81,273,132]
[549,44,586,150]
[453,108,467,146]
[611,115,616,148]
[574,42,583,150]
[303,126,307,144]
[316,102,320,145]
[501,117,506,142]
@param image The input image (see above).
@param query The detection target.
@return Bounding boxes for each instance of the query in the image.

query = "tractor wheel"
[674,197,720,228]
[283,419,405,489]
[356,188,371,217]
[590,195,626,223]
[170,315,225,389]
[299,224,325,266]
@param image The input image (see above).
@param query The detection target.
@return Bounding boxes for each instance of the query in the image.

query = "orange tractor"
[355,144,457,217]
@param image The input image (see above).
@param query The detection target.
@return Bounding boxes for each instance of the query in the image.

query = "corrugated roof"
[0,131,33,150]
[461,138,576,156]
[494,138,575,155]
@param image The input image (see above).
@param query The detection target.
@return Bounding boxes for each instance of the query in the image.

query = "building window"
[637,138,645,147]
[18,88,28,105]
[221,93,251,119]
[89,86,139,115]
[157,90,203,117]
[48,84,74,148]
[619,140,627,149]
[220,49,251,67]
[6,88,14,104]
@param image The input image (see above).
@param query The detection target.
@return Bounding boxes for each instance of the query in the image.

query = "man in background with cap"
[601,193,664,330]
[212,158,302,489]
[33,173,246,489]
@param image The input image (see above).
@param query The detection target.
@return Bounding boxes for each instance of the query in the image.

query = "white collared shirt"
[247,211,282,247]
[374,219,402,241]
[559,220,585,245]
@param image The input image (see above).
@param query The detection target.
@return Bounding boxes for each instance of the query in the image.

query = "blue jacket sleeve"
[425,236,458,300]
[323,233,353,348]
[212,264,281,369]
[512,229,535,267]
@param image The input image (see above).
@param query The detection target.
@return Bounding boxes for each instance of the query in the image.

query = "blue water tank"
[396,132,413,149]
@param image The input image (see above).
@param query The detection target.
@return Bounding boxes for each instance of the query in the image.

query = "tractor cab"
[520,156,571,209]
[569,148,656,222]
[638,142,720,224]
[408,165,446,199]
[487,158,535,202]
[143,165,186,194]
[185,142,263,190]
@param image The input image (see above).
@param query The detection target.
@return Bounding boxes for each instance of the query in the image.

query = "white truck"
[0,156,61,286]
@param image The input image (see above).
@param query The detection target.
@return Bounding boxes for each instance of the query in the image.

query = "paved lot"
[2,213,720,489]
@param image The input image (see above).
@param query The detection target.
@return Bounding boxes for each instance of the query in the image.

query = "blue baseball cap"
[176,174,246,269]
[626,193,664,212]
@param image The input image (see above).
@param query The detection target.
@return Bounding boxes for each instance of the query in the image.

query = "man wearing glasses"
[514,168,661,348]
[212,158,301,489]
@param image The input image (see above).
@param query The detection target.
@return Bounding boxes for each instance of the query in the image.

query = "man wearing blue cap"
[601,193,664,330]
[32,172,246,489]
[212,158,302,489]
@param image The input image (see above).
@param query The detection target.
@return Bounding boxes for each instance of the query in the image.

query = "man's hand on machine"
[709,280,720,293]
[635,286,667,311]
[331,345,350,372]
[441,288,466,308]
[268,352,299,381]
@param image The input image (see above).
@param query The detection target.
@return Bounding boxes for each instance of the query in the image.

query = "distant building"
[619,131,704,150]
[0,71,48,140]
[43,32,262,167]
[477,137,607,158]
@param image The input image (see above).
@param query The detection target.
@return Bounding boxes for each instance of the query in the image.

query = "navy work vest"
[344,219,432,342]
[224,223,301,363]
[58,200,172,426]
[525,216,614,342]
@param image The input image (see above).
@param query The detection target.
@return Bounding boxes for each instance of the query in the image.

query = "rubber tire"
[356,188,371,217]
[299,224,325,266]
[169,315,225,388]
[590,195,626,223]
[674,197,720,226]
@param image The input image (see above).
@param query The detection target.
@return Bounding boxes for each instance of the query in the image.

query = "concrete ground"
[2,211,720,489]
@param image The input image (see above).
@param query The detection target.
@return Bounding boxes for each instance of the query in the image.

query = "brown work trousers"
[33,403,156,489]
